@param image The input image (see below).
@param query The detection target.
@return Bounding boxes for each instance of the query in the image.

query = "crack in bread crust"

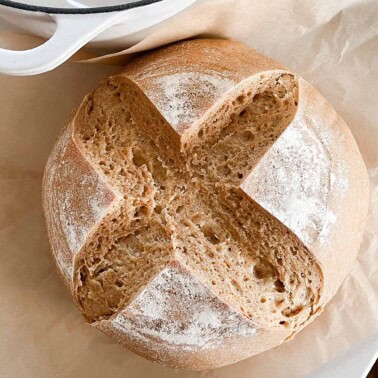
[72,72,322,331]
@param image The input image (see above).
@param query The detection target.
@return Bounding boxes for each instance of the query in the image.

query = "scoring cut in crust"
[73,71,322,330]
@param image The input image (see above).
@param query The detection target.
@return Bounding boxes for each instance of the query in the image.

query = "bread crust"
[43,39,369,370]
[242,78,370,301]
[42,113,121,289]
[94,261,289,370]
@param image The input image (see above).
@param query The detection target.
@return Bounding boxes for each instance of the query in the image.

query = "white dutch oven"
[0,0,198,75]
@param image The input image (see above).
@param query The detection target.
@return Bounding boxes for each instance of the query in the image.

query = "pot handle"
[0,12,122,76]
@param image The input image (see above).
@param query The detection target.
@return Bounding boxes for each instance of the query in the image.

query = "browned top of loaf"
[43,39,369,370]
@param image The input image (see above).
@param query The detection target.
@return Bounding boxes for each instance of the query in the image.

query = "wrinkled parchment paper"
[0,1,377,377]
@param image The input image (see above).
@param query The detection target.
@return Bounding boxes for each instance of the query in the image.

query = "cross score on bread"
[43,40,369,370]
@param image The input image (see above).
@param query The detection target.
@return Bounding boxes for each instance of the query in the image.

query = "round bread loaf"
[43,39,369,370]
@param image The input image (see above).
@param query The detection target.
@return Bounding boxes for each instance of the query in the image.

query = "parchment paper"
[0,1,377,377]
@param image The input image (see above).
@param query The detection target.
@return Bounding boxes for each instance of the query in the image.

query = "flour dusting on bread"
[242,79,350,248]
[109,265,257,351]
[149,71,236,131]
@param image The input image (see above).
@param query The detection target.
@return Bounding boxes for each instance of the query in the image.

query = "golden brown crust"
[242,78,369,300]
[42,114,120,289]
[94,261,290,370]
[43,39,369,370]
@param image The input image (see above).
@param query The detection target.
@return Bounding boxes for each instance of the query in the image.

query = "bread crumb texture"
[43,40,366,370]
[73,67,321,328]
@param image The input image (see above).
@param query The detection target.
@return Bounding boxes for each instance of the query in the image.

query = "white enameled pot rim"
[0,0,195,75]
[0,0,163,14]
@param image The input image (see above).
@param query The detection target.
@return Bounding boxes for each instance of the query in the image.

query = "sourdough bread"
[43,39,369,370]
